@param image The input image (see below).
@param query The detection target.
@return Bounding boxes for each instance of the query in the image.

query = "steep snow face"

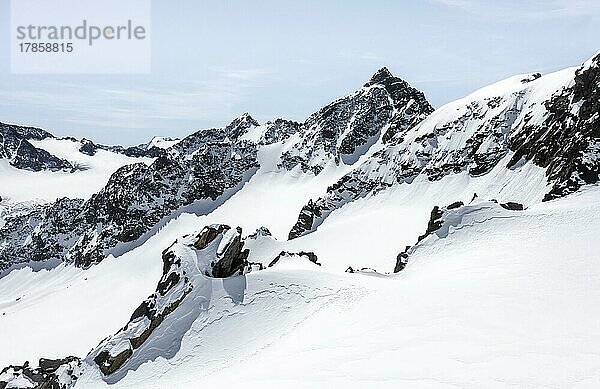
[288,55,598,239]
[246,153,549,272]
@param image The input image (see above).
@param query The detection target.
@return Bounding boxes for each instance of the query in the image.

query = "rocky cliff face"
[509,52,600,200]
[279,68,433,174]
[0,224,254,387]
[0,198,84,273]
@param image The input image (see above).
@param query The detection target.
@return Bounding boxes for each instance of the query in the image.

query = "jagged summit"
[228,112,259,128]
[365,66,433,111]
[360,66,435,143]
[276,65,435,173]
[225,113,259,139]
[367,66,394,84]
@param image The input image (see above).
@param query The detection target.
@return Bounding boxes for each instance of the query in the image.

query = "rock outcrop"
[88,224,250,376]
[268,251,321,267]
[0,357,80,389]
[394,200,526,272]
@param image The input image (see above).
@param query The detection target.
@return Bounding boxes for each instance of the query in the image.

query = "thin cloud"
[429,0,600,19]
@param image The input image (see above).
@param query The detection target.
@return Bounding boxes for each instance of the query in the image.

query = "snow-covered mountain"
[0,122,72,172]
[0,52,599,389]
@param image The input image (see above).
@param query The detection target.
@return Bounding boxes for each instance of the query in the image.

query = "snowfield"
[2,183,597,388]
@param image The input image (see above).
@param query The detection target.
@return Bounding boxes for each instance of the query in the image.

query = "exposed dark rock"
[247,226,272,239]
[194,224,228,250]
[520,73,542,83]
[288,199,322,239]
[259,119,300,144]
[509,53,600,201]
[268,251,321,267]
[395,202,464,273]
[280,67,432,174]
[94,348,133,376]
[79,138,97,156]
[365,67,434,143]
[212,227,250,278]
[500,202,524,211]
[393,245,412,273]
[417,206,444,242]
[0,122,54,140]
[447,201,464,210]
[84,136,167,158]
[38,357,78,374]
[0,357,80,389]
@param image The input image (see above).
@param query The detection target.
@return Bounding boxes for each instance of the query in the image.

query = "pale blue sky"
[1,0,599,145]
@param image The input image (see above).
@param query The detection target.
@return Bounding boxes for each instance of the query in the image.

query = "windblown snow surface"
[0,62,599,388]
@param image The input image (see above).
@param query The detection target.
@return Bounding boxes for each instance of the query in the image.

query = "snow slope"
[0,127,557,371]
[0,146,565,370]
[57,185,600,388]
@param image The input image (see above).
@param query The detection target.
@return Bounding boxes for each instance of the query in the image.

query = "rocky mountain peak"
[364,66,433,113]
[225,113,259,139]
[366,66,395,85]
